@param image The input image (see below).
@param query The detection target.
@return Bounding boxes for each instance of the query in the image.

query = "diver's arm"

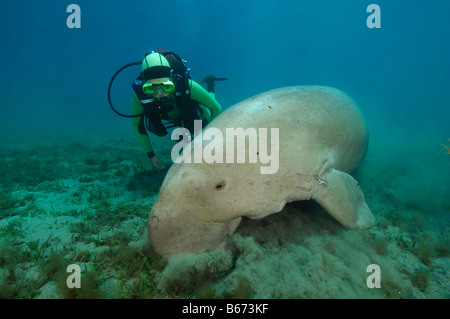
[189,80,222,120]
[131,95,165,169]
[131,93,154,157]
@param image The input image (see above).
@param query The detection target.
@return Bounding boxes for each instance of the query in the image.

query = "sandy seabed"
[0,134,448,299]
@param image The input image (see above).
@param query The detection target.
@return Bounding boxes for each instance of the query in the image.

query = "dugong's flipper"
[312,169,375,229]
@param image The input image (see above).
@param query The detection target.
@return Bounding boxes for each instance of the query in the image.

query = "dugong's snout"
[147,206,231,257]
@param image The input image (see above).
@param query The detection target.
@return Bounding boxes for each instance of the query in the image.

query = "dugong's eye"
[215,181,226,190]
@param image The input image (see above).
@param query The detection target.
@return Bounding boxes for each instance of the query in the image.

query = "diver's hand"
[151,156,166,170]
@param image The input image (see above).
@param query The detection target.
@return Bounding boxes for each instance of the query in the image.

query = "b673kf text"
[182,303,268,316]
[227,303,268,314]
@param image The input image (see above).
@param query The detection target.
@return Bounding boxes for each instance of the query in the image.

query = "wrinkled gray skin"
[148,86,375,257]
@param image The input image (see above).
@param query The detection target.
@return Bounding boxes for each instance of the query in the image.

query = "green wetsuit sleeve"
[131,93,154,154]
[189,80,222,121]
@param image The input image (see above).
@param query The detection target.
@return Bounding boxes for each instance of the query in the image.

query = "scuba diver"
[108,49,227,170]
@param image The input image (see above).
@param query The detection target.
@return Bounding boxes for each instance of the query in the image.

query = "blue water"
[1,0,449,143]
[1,0,449,299]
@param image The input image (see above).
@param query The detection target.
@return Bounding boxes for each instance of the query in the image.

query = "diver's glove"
[147,152,165,170]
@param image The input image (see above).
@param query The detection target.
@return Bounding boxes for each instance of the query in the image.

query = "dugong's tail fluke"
[312,168,375,229]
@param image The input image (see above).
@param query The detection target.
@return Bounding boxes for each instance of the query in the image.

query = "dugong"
[148,86,375,257]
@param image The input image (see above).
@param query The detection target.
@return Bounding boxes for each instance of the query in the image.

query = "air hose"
[107,61,143,118]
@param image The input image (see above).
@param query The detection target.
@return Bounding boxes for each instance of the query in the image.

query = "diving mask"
[142,80,175,95]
